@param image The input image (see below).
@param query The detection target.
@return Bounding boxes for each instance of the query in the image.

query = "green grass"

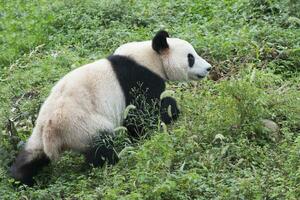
[0,0,299,199]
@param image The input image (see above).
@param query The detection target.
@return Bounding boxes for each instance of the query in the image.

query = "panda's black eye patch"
[187,53,195,68]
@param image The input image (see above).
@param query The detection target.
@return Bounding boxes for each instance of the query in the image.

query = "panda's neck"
[114,41,167,80]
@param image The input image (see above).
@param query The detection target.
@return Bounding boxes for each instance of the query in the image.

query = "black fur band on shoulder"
[108,55,166,106]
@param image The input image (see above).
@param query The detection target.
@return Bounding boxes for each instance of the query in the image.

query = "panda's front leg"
[160,97,180,124]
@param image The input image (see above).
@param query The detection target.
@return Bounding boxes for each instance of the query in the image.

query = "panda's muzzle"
[189,73,205,80]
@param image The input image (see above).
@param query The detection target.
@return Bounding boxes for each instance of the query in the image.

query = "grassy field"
[0,0,299,199]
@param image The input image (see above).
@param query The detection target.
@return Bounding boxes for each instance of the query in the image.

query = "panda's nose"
[205,63,212,72]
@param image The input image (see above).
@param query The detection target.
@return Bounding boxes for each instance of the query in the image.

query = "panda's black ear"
[152,30,169,53]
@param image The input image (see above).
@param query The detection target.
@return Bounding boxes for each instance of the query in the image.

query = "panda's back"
[36,59,126,150]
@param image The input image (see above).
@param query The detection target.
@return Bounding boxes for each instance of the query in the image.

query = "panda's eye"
[187,53,195,68]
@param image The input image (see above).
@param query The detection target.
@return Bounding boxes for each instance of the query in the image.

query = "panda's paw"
[84,145,119,167]
[160,97,180,124]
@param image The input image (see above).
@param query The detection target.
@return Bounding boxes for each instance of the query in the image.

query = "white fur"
[24,36,211,161]
[25,59,125,160]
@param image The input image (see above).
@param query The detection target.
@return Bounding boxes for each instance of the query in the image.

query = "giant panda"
[10,31,212,186]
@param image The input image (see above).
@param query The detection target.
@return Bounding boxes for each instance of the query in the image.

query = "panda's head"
[152,30,212,81]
